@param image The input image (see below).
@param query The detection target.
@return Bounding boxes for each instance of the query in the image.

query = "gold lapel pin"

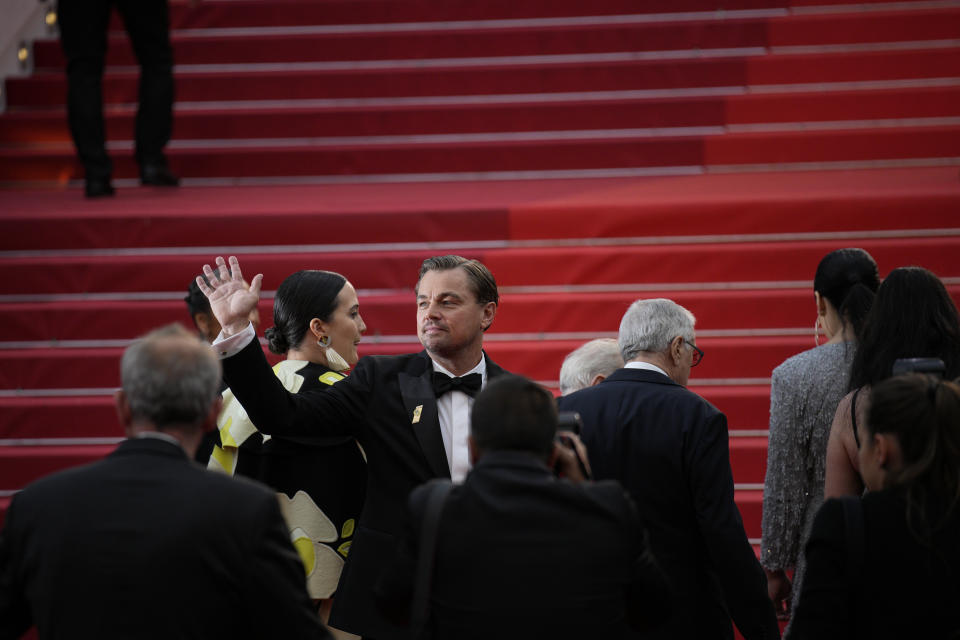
[412,405,423,424]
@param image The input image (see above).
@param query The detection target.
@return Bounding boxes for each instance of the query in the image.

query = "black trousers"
[57,0,174,179]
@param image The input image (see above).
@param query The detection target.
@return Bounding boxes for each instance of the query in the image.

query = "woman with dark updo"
[761,248,879,629]
[208,269,368,612]
[792,373,960,638]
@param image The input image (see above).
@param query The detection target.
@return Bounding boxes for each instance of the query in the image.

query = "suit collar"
[605,367,681,387]
[112,436,190,460]
[398,350,508,480]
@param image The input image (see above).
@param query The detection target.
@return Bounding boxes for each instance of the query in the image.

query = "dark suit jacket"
[377,451,672,639]
[221,340,507,638]
[791,489,960,639]
[558,368,779,640]
[0,437,328,640]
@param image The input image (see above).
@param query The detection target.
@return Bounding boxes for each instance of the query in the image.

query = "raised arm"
[197,256,263,337]
[823,391,865,499]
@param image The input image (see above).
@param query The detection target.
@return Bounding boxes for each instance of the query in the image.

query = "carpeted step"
[4,287,959,342]
[4,123,960,182]
[0,444,118,490]
[730,437,769,485]
[152,0,934,31]
[0,336,816,391]
[4,85,960,145]
[0,384,773,440]
[9,46,960,107]
[2,236,957,295]
[1,170,957,251]
[31,8,960,69]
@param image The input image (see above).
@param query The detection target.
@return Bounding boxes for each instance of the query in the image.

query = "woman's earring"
[814,317,822,347]
[318,335,350,372]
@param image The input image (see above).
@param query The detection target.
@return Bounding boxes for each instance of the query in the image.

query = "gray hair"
[121,324,222,429]
[618,299,696,362]
[558,338,624,395]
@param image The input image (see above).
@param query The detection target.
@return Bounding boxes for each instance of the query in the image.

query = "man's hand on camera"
[553,431,591,483]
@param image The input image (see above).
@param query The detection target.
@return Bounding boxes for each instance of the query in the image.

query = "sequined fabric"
[761,341,855,626]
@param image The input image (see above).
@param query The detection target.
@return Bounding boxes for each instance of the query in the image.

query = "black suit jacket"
[222,339,507,638]
[558,368,779,640]
[0,437,328,640]
[377,451,672,639]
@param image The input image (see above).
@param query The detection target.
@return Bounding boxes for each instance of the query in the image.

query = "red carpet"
[2,4,960,609]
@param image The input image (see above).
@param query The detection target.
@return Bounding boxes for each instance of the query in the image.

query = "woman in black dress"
[792,373,960,638]
[209,270,368,608]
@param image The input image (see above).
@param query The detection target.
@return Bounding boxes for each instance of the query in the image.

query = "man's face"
[416,268,495,358]
[676,336,697,386]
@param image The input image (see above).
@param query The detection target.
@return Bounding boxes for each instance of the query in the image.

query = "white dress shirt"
[624,360,670,377]
[431,357,486,483]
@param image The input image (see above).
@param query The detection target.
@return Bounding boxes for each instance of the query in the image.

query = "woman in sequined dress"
[760,248,879,633]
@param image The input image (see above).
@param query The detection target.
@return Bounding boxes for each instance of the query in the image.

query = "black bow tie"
[431,372,482,398]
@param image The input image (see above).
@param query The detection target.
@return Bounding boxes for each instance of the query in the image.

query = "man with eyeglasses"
[559,298,780,640]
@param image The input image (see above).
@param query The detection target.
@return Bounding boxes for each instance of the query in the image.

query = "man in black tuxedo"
[0,324,329,640]
[377,374,672,639]
[558,298,779,640]
[197,254,508,639]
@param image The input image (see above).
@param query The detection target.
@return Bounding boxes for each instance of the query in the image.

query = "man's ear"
[589,373,606,387]
[115,390,133,432]
[671,335,685,365]
[480,302,497,332]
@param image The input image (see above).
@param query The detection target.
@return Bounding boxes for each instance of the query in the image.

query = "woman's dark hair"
[264,270,347,354]
[868,374,960,537]
[850,267,960,390]
[813,248,880,339]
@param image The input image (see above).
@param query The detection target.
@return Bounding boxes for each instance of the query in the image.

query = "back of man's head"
[619,298,696,362]
[121,324,221,430]
[470,375,557,459]
[559,338,624,395]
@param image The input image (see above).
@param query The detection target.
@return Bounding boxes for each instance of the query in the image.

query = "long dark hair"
[849,267,960,390]
[813,248,880,339]
[264,270,347,354]
[868,374,960,538]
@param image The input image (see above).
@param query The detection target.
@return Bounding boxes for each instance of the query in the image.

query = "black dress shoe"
[140,163,180,187]
[85,177,115,198]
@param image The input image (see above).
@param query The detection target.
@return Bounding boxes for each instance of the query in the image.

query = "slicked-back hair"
[559,338,624,395]
[471,375,557,458]
[618,298,696,363]
[121,324,221,429]
[850,267,960,390]
[184,275,212,317]
[813,248,880,339]
[264,270,347,354]
[416,255,499,306]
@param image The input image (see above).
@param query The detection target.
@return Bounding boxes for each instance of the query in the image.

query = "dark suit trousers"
[58,0,174,178]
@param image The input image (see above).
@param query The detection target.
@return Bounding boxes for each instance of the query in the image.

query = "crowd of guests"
[1,250,959,640]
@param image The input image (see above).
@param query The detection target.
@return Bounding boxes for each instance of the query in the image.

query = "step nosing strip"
[135,77,960,111]
[5,229,958,260]
[99,39,959,74]
[91,116,960,151]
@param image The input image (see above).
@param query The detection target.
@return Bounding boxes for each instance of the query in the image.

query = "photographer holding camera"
[376,375,670,639]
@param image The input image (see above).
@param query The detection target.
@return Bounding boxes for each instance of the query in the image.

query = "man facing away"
[558,337,625,395]
[197,254,509,639]
[377,374,672,639]
[559,298,780,640]
[0,324,329,640]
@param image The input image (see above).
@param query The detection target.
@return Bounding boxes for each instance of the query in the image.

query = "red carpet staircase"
[1,1,959,633]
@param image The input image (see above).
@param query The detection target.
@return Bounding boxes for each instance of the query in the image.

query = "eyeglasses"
[685,340,704,367]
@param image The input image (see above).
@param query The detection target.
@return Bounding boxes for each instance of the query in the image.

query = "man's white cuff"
[211,322,256,358]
